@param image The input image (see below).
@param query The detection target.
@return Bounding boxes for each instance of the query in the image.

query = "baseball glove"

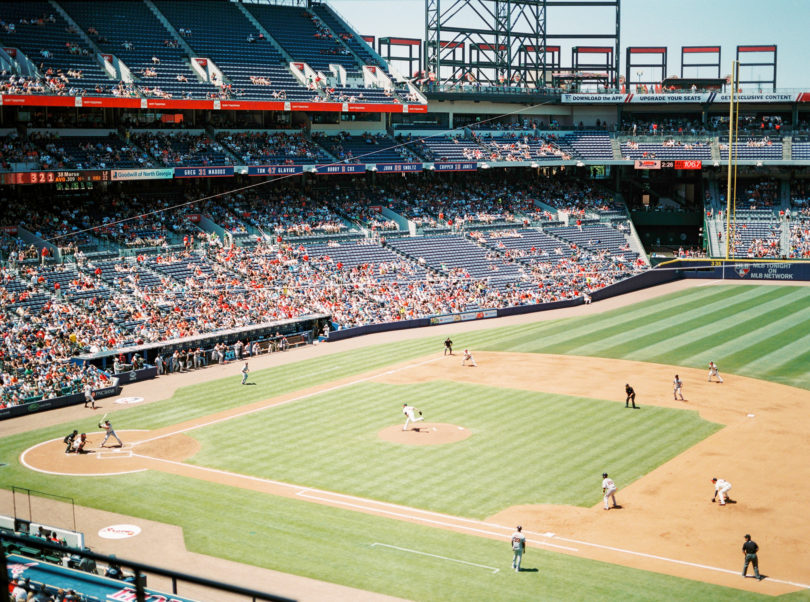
[711,498,715,503]
[418,411,422,416]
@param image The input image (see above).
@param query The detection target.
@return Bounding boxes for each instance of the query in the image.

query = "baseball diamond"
[2,281,810,601]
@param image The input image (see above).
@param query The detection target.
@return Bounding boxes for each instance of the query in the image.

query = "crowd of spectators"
[788,218,810,258]
[217,131,324,165]
[131,132,233,167]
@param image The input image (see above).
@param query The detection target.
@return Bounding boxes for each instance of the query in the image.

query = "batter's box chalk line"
[96,449,133,460]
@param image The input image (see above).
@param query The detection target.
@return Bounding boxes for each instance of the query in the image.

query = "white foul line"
[371,543,500,573]
[131,355,444,448]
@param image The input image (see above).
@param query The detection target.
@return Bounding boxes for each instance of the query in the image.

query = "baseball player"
[444,337,453,356]
[602,472,618,510]
[624,384,637,408]
[83,383,96,409]
[99,420,123,447]
[711,477,733,505]
[673,374,684,401]
[63,430,78,454]
[708,361,724,383]
[241,362,249,385]
[510,525,526,572]
[402,403,424,431]
[72,433,88,454]
[461,349,477,367]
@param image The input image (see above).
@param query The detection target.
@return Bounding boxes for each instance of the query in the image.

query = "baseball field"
[2,280,810,601]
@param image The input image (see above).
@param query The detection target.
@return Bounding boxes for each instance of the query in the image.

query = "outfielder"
[241,362,249,385]
[510,525,526,572]
[708,361,724,383]
[462,349,477,367]
[99,419,123,447]
[402,403,424,431]
[712,477,733,505]
[602,472,618,510]
[673,375,684,401]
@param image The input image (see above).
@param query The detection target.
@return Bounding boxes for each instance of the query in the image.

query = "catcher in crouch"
[402,403,424,431]
[99,419,123,447]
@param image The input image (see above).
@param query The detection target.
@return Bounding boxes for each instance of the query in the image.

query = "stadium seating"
[309,4,387,71]
[620,140,712,160]
[242,4,357,73]
[313,133,409,164]
[719,138,783,160]
[0,2,111,94]
[555,132,614,160]
[152,0,312,101]
[59,0,218,99]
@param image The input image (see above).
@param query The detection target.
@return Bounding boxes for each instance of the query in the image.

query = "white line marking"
[132,355,444,448]
[371,543,499,573]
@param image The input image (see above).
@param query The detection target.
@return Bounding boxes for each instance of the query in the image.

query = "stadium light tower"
[425,0,621,89]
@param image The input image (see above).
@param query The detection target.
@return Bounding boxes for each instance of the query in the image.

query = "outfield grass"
[188,381,720,517]
[2,284,809,601]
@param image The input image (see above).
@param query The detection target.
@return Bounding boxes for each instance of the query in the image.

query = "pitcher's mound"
[379,423,471,446]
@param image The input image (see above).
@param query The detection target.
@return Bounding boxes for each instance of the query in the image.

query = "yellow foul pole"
[725,61,736,260]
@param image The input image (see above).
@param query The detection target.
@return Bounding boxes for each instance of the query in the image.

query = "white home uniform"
[510,527,526,571]
[402,404,424,431]
[673,376,684,400]
[708,361,724,383]
[713,478,732,505]
[602,474,617,510]
[462,349,477,367]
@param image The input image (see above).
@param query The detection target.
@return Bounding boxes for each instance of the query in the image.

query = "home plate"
[747,414,755,418]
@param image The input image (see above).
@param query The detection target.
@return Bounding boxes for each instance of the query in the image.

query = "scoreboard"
[634,160,702,171]
[0,170,110,185]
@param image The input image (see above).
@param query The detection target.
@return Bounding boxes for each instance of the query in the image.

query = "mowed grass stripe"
[531,286,758,355]
[483,285,743,354]
[638,291,810,364]
[733,318,810,374]
[187,381,720,517]
[571,286,782,358]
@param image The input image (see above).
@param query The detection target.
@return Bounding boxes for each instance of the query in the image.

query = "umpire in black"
[444,337,453,356]
[625,384,637,409]
[742,534,763,580]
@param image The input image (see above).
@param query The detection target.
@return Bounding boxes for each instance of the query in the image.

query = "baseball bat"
[100,413,108,424]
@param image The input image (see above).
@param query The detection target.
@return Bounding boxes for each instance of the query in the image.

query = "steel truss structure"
[424,0,620,89]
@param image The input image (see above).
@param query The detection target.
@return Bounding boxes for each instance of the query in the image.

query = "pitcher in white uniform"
[402,403,424,431]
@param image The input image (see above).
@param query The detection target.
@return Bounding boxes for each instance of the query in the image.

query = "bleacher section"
[314,133,409,164]
[620,140,712,160]
[792,140,810,160]
[310,4,387,71]
[546,224,637,261]
[556,132,613,160]
[243,4,357,73]
[0,2,111,93]
[152,0,312,100]
[719,139,783,160]
[60,0,218,99]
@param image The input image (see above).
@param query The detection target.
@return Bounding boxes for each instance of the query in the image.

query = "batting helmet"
[602,472,608,478]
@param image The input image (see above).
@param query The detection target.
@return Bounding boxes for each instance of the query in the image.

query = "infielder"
[241,362,249,385]
[510,525,526,572]
[602,472,618,510]
[711,477,733,505]
[83,383,96,409]
[99,420,123,447]
[708,361,724,383]
[461,349,477,367]
[402,403,424,431]
[673,375,684,401]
